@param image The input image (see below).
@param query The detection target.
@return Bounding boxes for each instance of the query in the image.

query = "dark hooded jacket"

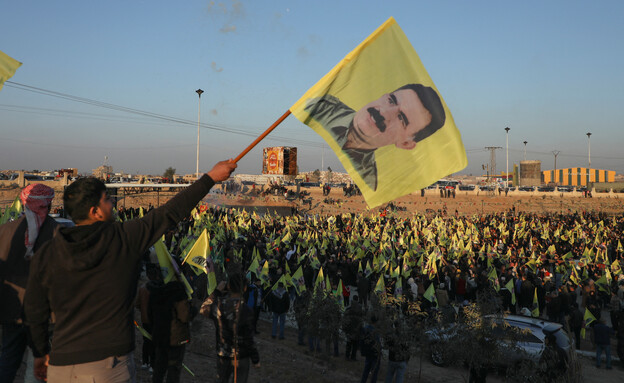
[24,175,215,365]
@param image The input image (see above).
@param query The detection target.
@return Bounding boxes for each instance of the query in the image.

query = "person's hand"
[253,362,261,368]
[34,355,49,381]
[206,160,237,182]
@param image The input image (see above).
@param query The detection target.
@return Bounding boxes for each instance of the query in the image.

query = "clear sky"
[1,1,623,178]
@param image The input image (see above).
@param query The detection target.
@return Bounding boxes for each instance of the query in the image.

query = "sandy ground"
[3,183,624,218]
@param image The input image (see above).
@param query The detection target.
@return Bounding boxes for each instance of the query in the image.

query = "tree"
[162,167,176,181]
[311,169,321,183]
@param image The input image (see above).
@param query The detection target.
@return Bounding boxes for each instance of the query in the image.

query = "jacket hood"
[55,221,115,271]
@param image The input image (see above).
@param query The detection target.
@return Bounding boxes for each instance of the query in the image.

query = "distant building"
[542,167,615,186]
[92,165,113,179]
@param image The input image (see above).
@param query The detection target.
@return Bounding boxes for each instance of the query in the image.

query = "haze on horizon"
[2,1,623,177]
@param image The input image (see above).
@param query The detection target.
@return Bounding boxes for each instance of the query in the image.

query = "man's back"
[25,174,219,366]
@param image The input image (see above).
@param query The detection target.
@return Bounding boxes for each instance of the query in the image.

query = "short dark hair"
[397,84,446,143]
[63,177,107,223]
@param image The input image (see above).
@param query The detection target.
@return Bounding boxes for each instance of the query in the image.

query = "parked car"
[479,185,496,192]
[458,185,476,191]
[557,186,573,192]
[537,186,555,192]
[518,186,535,192]
[428,315,573,370]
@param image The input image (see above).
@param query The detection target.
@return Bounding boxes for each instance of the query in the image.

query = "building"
[92,165,113,179]
[542,167,615,186]
[520,160,541,187]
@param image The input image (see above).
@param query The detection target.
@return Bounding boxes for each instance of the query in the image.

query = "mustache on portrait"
[368,107,386,132]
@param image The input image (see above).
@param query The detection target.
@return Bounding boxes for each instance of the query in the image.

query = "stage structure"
[262,147,297,176]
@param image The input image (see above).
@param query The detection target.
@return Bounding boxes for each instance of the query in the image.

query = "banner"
[290,17,466,208]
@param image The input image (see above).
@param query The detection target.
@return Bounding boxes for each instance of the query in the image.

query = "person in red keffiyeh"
[0,184,57,383]
[20,184,56,258]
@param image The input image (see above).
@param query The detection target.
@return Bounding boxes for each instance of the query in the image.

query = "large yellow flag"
[0,50,21,91]
[290,17,466,208]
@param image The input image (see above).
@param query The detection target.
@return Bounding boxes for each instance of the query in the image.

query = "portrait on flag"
[290,17,467,208]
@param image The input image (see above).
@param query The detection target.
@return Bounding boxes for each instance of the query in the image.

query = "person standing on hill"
[268,282,290,340]
[200,268,260,383]
[24,160,236,382]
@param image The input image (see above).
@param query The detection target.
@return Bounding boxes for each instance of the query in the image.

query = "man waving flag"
[290,17,466,208]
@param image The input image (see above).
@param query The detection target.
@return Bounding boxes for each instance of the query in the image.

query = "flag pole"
[233,110,291,163]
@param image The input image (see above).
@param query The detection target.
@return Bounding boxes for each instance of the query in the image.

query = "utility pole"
[196,89,204,180]
[552,150,560,185]
[505,127,510,188]
[485,146,502,183]
[586,132,592,186]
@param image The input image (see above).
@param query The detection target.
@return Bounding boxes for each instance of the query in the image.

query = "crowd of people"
[135,198,624,381]
[2,163,624,382]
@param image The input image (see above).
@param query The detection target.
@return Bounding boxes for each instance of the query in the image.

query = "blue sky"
[1,1,623,177]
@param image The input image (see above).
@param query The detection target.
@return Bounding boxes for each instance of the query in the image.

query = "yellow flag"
[183,229,210,273]
[154,239,176,284]
[374,275,386,294]
[290,17,466,208]
[0,50,21,91]
[291,265,306,294]
[0,195,22,224]
[531,288,539,318]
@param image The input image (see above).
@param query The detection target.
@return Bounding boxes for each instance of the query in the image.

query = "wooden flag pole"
[233,110,291,163]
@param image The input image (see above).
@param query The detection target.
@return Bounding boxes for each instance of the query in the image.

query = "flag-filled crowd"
[134,204,624,354]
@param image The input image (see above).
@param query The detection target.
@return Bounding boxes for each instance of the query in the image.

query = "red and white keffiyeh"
[20,184,54,258]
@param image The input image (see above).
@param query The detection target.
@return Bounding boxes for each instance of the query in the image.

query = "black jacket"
[209,294,260,363]
[24,175,215,365]
[0,216,57,324]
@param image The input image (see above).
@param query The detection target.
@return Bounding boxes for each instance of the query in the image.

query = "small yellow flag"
[0,50,21,91]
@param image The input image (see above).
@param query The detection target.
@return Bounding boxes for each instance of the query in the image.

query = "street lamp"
[196,89,204,180]
[586,132,592,187]
[505,127,510,188]
[523,141,528,161]
[552,150,560,185]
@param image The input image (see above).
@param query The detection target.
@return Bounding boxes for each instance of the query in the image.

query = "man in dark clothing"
[519,275,534,310]
[24,160,236,382]
[268,282,290,339]
[0,184,57,383]
[343,295,363,361]
[568,302,584,350]
[360,315,381,383]
[384,322,411,383]
[244,278,262,334]
[148,280,191,383]
[357,272,370,308]
[593,319,614,369]
[201,269,260,383]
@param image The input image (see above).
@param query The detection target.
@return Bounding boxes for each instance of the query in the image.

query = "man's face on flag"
[350,87,432,151]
